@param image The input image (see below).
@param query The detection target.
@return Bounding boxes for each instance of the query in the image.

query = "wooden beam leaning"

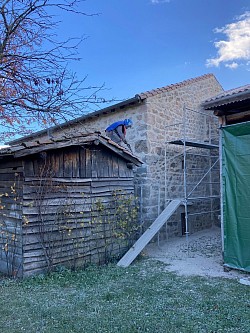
[117,199,182,268]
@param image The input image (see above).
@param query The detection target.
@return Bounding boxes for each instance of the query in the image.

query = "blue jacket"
[106,121,125,132]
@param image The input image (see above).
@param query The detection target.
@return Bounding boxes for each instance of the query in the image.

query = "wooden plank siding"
[21,144,136,276]
[23,146,133,179]
[0,158,24,277]
[22,178,134,276]
[0,141,138,277]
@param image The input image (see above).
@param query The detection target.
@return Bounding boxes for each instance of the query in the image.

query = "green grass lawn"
[0,260,249,333]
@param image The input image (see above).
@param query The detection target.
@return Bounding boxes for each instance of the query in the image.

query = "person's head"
[124,118,133,128]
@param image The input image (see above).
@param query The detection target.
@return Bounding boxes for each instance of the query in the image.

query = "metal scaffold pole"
[183,105,189,241]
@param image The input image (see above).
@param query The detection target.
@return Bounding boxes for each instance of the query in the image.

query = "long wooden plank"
[117,199,182,267]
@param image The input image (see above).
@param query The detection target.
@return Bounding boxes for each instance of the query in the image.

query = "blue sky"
[58,0,250,103]
[0,0,248,145]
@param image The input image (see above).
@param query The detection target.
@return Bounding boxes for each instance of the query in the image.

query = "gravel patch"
[145,226,250,280]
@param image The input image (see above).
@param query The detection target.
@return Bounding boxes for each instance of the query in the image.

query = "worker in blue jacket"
[105,119,133,152]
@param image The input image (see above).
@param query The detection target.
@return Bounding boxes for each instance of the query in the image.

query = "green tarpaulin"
[222,122,250,272]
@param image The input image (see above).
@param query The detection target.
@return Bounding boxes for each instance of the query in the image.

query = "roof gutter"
[8,95,144,145]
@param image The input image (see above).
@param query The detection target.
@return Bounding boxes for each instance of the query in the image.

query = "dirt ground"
[145,226,250,282]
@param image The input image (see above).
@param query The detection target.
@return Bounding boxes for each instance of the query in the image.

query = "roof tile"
[138,74,216,99]
[204,84,250,103]
[0,132,142,166]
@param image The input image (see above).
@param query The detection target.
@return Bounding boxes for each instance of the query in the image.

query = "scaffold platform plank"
[169,140,219,149]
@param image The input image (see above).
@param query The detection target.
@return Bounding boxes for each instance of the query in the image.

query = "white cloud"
[225,62,239,69]
[151,0,170,4]
[206,11,250,69]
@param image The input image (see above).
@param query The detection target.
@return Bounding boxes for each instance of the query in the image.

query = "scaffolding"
[118,106,221,267]
[165,105,220,237]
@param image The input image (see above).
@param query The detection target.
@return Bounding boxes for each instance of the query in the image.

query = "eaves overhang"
[202,86,250,112]
[7,95,144,145]
[1,132,143,167]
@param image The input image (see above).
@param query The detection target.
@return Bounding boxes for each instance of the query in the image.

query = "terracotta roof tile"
[138,73,216,99]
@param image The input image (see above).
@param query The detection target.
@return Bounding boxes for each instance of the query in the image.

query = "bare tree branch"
[0,0,110,141]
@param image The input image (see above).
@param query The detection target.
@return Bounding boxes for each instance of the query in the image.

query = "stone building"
[9,73,224,238]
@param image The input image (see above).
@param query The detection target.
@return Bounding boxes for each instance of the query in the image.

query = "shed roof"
[8,73,218,145]
[202,84,250,111]
[0,132,143,167]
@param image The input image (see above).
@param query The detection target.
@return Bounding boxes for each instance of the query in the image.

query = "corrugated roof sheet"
[204,84,250,104]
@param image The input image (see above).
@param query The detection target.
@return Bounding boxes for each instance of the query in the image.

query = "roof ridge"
[138,73,216,99]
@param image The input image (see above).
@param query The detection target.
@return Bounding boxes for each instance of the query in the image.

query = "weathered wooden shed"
[203,84,250,273]
[0,132,142,277]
